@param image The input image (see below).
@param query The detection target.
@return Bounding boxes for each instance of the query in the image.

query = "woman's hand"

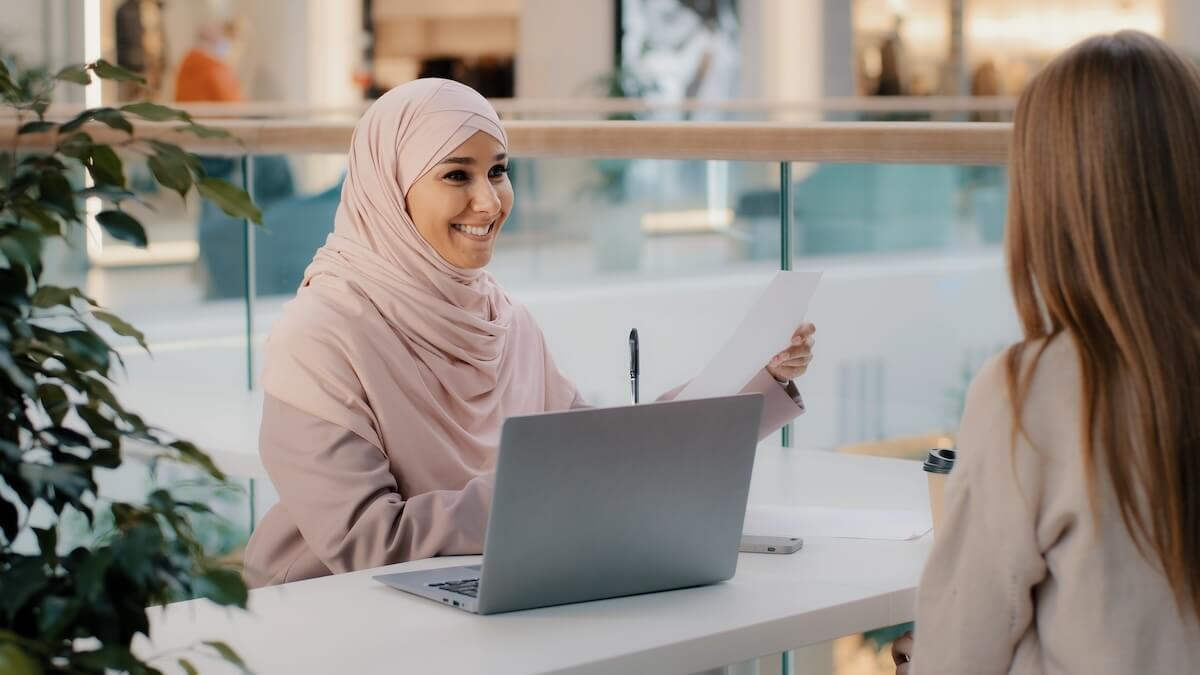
[891,630,914,675]
[766,323,816,382]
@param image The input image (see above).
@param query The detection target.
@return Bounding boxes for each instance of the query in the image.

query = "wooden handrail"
[2,119,1011,165]
[2,96,1018,121]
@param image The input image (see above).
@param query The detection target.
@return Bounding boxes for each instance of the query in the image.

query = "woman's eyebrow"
[440,153,507,166]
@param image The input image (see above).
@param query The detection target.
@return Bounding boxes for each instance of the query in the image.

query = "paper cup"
[923,448,957,532]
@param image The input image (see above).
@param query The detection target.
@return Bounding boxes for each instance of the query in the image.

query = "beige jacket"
[913,334,1200,674]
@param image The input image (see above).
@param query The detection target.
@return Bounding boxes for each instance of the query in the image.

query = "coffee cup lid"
[923,448,957,474]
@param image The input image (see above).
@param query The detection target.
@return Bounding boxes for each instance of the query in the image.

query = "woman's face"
[405,131,512,269]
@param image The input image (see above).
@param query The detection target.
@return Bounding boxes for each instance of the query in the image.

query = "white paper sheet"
[742,504,932,541]
[676,271,823,401]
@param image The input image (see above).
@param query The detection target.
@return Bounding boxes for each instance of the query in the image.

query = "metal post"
[240,155,256,390]
[779,162,794,449]
[248,478,257,534]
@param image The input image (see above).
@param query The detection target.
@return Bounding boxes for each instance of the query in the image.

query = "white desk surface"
[137,448,932,675]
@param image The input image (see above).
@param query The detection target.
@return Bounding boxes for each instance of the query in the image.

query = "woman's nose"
[471,180,501,215]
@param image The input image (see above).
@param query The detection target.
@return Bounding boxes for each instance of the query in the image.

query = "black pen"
[628,328,640,404]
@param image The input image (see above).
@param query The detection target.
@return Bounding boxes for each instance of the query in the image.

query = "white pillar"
[1164,0,1200,57]
[517,0,613,99]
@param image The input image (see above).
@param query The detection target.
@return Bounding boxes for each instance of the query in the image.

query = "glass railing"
[8,117,1018,569]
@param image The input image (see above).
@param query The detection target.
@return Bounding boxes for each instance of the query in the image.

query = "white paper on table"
[676,270,823,401]
[743,504,932,541]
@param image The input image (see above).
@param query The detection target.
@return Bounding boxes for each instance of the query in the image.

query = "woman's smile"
[450,219,497,240]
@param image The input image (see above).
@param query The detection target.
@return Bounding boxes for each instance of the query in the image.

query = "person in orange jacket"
[174,17,241,103]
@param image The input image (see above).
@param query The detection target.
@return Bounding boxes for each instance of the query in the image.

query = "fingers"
[772,342,814,366]
[768,324,818,381]
[891,631,914,670]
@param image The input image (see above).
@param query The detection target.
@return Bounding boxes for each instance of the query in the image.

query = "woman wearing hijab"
[242,79,814,587]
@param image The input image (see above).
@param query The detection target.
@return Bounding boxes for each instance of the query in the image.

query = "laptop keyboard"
[428,578,480,598]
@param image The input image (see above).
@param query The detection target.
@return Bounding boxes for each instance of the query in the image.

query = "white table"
[136,448,932,674]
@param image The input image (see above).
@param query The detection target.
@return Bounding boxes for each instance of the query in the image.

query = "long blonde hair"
[1006,30,1200,618]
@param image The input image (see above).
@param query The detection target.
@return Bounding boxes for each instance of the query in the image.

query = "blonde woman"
[895,31,1200,673]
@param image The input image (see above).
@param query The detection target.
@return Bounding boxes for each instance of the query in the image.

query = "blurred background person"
[174,13,241,103]
[115,0,167,100]
[174,9,298,299]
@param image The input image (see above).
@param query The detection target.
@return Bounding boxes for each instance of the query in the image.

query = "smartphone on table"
[739,535,803,554]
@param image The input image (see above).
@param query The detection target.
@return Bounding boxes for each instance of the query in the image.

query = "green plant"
[0,59,261,674]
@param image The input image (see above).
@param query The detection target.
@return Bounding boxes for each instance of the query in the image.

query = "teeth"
[453,222,492,237]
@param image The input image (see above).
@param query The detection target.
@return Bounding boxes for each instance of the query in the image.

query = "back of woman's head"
[1007,30,1200,618]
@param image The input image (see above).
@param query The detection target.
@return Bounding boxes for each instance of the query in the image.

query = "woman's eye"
[444,170,469,182]
[489,164,510,179]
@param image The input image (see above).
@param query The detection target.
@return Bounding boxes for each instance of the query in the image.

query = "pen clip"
[629,329,639,404]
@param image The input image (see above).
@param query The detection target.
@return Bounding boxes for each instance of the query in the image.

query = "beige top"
[913,334,1200,674]
[243,368,803,587]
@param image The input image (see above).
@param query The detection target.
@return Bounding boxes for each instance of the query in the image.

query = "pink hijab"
[260,79,579,485]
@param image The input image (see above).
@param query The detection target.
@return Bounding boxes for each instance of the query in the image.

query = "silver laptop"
[374,394,764,615]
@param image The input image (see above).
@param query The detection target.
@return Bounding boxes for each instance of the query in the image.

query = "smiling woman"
[241,79,813,587]
[406,132,512,269]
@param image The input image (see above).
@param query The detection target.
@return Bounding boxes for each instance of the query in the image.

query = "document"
[677,270,823,401]
[743,505,932,541]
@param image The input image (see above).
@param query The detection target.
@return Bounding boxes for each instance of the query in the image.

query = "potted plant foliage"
[0,58,260,674]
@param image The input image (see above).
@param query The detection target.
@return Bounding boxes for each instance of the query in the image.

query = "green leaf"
[0,497,18,542]
[169,440,224,480]
[13,206,62,237]
[95,210,147,247]
[33,527,57,564]
[37,596,81,640]
[145,139,204,175]
[59,109,100,134]
[0,228,44,267]
[55,64,92,85]
[0,640,42,675]
[87,442,122,468]
[37,382,70,426]
[32,284,97,310]
[204,641,248,670]
[73,644,144,672]
[17,120,55,135]
[91,59,145,84]
[59,329,112,373]
[87,145,125,187]
[0,151,14,184]
[0,348,35,394]
[110,521,163,588]
[147,154,192,200]
[56,131,91,160]
[178,658,199,675]
[178,123,233,140]
[92,310,147,351]
[77,185,137,204]
[19,462,94,502]
[0,557,48,621]
[76,405,117,444]
[37,172,78,220]
[193,568,248,607]
[73,546,113,600]
[121,101,191,122]
[92,108,133,134]
[197,178,261,224]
